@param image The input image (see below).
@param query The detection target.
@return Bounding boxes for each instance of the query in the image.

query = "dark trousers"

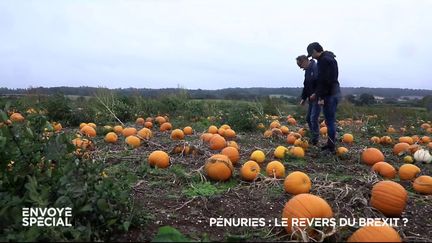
[322,94,340,148]
[306,100,321,143]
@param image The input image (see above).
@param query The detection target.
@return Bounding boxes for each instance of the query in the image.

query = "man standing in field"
[296,55,321,146]
[306,42,341,154]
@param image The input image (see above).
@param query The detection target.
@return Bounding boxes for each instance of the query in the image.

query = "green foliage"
[152,226,192,242]
[43,93,72,123]
[0,109,138,241]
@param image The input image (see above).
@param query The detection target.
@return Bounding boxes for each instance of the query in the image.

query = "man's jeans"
[306,100,321,144]
[323,94,341,149]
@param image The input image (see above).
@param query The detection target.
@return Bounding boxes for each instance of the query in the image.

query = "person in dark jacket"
[296,55,320,145]
[306,42,341,154]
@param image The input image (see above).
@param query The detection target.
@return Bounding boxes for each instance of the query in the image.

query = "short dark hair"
[307,42,323,57]
[296,55,308,63]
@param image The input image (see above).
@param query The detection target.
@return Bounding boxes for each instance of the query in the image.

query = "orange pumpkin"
[10,112,25,122]
[135,117,145,126]
[370,136,380,144]
[263,130,273,138]
[370,181,407,217]
[209,134,227,150]
[413,175,432,194]
[398,136,414,145]
[398,164,420,181]
[284,171,311,195]
[170,129,185,140]
[266,161,285,178]
[280,126,290,134]
[208,125,218,134]
[240,161,261,181]
[227,141,239,150]
[144,121,153,129]
[204,154,233,181]
[80,125,96,137]
[201,133,214,143]
[250,150,266,163]
[224,129,236,138]
[347,223,402,242]
[289,146,305,158]
[155,116,166,125]
[148,150,170,168]
[282,193,333,234]
[183,126,193,135]
[113,125,123,134]
[104,132,118,143]
[221,147,240,164]
[270,121,281,129]
[392,142,410,156]
[125,135,141,148]
[421,136,431,144]
[380,136,393,145]
[371,162,396,179]
[287,117,297,125]
[361,148,385,166]
[342,133,354,143]
[137,128,152,140]
[122,127,137,137]
[160,122,172,132]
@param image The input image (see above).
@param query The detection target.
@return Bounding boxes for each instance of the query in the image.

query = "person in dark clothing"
[306,42,341,154]
[296,55,321,145]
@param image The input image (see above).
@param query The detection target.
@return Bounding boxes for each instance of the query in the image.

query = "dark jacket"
[316,51,340,98]
[301,60,318,100]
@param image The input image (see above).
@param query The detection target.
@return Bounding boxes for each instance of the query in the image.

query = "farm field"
[1,94,432,242]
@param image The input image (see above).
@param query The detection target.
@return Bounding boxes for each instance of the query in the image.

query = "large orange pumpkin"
[371,162,396,179]
[392,142,410,156]
[148,150,170,168]
[80,125,97,137]
[266,161,285,178]
[361,148,385,166]
[221,146,240,165]
[204,154,233,181]
[282,193,333,234]
[347,223,402,242]
[240,161,261,181]
[398,164,420,181]
[413,175,432,194]
[284,171,311,195]
[370,181,407,217]
[209,134,227,150]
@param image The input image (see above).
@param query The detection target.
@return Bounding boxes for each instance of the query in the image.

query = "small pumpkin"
[80,125,97,137]
[342,133,354,143]
[319,127,328,136]
[170,129,185,140]
[135,117,145,126]
[398,164,420,180]
[361,148,385,166]
[274,146,288,159]
[221,147,240,165]
[144,121,153,129]
[137,128,152,140]
[413,175,432,194]
[263,129,273,138]
[240,161,261,181]
[160,122,173,132]
[266,161,285,178]
[398,136,414,145]
[287,117,297,125]
[183,126,193,135]
[403,155,414,163]
[204,154,234,181]
[250,150,266,163]
[125,135,141,148]
[122,127,137,137]
[200,133,214,143]
[148,150,170,168]
[208,125,218,134]
[371,162,396,179]
[209,134,227,150]
[380,136,393,145]
[370,181,407,217]
[370,136,380,144]
[280,126,290,134]
[155,116,166,125]
[104,132,118,143]
[270,121,281,129]
[227,141,239,150]
[283,171,311,195]
[289,146,305,158]
[113,125,123,134]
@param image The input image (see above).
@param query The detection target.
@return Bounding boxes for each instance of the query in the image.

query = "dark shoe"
[321,144,336,153]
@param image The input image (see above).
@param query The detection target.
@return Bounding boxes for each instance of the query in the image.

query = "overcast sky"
[1,0,431,90]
